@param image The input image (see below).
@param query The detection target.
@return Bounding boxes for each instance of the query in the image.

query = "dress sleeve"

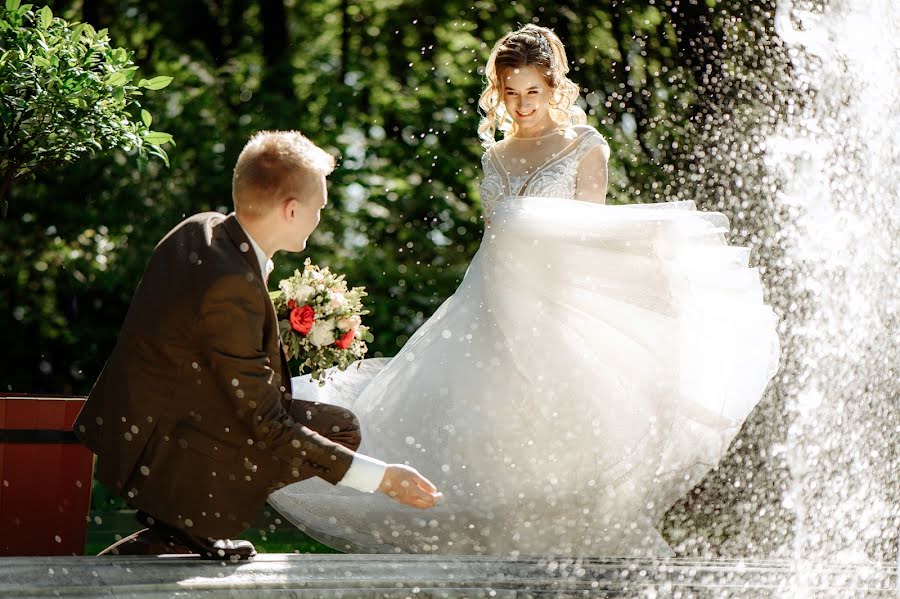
[575,128,610,204]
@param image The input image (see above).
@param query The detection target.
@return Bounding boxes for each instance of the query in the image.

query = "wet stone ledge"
[0,554,895,598]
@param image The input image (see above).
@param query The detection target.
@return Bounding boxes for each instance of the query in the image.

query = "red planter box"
[0,395,94,556]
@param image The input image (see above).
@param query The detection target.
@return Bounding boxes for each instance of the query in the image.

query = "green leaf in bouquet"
[278,318,291,336]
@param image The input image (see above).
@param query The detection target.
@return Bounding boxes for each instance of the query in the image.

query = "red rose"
[289,305,315,334]
[335,328,356,350]
[286,299,297,310]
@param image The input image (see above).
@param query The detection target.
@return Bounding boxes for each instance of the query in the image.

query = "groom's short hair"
[232,130,335,217]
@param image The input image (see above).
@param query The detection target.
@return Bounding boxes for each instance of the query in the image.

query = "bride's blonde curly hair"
[478,24,586,148]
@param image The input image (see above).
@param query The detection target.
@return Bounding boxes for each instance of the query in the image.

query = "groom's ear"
[282,197,299,220]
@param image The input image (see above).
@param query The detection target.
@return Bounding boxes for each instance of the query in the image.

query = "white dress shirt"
[238,219,386,493]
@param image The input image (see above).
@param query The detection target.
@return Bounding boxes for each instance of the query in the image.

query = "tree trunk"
[0,169,14,218]
[258,0,295,107]
[225,0,250,60]
[260,0,288,68]
[339,0,349,81]
[183,0,225,66]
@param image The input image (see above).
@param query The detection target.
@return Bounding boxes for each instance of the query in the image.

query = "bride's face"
[501,66,554,130]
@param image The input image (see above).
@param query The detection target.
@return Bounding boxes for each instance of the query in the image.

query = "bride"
[269,24,780,557]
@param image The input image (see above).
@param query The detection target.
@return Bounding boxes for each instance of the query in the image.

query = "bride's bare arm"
[575,144,609,204]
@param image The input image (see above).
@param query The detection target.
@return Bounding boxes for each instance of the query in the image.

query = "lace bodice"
[478,124,609,218]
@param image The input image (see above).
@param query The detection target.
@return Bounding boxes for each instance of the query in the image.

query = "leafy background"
[1,0,798,555]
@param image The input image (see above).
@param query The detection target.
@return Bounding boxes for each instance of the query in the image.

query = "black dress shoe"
[136,511,257,561]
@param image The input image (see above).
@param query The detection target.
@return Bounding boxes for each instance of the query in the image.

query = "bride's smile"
[501,66,559,138]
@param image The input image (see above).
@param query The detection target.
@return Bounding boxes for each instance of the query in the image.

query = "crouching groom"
[74,130,441,560]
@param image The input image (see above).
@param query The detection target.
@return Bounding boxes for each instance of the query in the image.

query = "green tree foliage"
[0,0,173,212]
[0,0,778,392]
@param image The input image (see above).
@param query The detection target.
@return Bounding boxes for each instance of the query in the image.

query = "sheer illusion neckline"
[507,128,567,141]
[488,128,593,197]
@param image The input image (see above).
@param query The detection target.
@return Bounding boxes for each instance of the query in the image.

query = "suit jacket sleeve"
[199,273,355,484]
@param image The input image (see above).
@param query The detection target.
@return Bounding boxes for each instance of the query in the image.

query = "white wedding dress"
[268,125,781,557]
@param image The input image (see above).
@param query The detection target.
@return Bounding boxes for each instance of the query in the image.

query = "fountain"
[659,0,898,576]
[770,0,899,565]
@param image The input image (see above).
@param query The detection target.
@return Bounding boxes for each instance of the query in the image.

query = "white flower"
[308,319,336,348]
[328,291,347,310]
[296,284,315,303]
[337,314,361,332]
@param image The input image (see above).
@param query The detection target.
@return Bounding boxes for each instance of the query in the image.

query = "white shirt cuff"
[337,453,387,493]
[291,376,328,402]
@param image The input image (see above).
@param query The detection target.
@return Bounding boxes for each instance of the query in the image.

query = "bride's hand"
[378,464,443,509]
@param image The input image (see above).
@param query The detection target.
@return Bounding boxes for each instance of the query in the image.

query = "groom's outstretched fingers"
[378,464,443,509]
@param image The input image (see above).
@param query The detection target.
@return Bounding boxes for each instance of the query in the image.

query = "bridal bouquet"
[270,259,373,383]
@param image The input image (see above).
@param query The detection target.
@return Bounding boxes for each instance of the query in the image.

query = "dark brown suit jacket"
[74,212,355,538]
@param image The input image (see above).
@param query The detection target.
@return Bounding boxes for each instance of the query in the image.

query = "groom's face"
[287,174,328,252]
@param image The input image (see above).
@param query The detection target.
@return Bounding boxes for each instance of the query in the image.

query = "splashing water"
[769,0,899,563]
[659,0,898,568]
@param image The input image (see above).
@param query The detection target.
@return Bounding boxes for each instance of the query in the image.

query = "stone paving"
[0,554,896,598]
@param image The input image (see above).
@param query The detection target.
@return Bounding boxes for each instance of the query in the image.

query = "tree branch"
[260,0,288,68]
[339,0,349,82]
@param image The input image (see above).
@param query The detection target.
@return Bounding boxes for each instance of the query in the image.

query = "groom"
[74,130,441,560]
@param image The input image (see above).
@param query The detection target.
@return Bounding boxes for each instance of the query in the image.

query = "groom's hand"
[378,464,443,509]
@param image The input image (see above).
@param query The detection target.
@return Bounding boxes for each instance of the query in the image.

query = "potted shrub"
[0,1,173,555]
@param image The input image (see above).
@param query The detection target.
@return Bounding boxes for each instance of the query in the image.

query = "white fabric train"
[268,196,781,557]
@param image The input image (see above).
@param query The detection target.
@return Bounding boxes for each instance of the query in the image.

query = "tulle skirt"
[268,197,781,557]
